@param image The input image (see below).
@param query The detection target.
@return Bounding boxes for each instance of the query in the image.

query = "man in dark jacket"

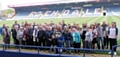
[45,27,53,47]
[62,20,66,29]
[64,28,72,54]
[2,25,11,49]
[11,25,19,45]
[81,23,87,48]
[28,26,33,45]
[101,21,107,48]
[37,27,46,46]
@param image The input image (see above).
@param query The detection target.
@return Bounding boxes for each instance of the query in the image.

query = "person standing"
[51,28,58,53]
[17,27,24,45]
[37,26,46,46]
[12,21,20,29]
[23,27,30,45]
[72,28,81,53]
[106,23,110,49]
[108,22,118,55]
[11,25,19,45]
[32,26,39,46]
[2,25,11,49]
[81,23,87,48]
[101,21,107,48]
[0,24,6,35]
[85,27,93,52]
[91,25,98,49]
[96,23,104,50]
[45,27,53,47]
[64,28,72,54]
[62,20,66,29]
[57,26,65,54]
[28,24,33,45]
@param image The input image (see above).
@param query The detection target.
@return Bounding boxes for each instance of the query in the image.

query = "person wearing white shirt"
[17,27,24,45]
[108,22,118,55]
[32,26,39,46]
[85,27,93,51]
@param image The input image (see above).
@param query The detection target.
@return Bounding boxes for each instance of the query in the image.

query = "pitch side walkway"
[0,48,119,57]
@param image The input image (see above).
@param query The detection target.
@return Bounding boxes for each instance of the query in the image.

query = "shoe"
[114,52,117,55]
[108,52,111,54]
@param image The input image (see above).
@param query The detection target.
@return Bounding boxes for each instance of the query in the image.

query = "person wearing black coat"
[81,24,87,48]
[11,25,19,45]
[37,27,46,46]
[64,28,72,54]
[45,27,53,47]
[28,26,33,45]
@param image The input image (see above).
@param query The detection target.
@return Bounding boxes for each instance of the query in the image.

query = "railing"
[0,44,119,57]
[111,45,120,57]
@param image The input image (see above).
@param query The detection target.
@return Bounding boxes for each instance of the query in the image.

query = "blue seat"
[104,5,120,16]
[13,11,31,19]
[82,6,101,16]
[60,7,81,17]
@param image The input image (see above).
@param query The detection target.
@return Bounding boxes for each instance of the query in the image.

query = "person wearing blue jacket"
[57,26,65,54]
[0,24,6,34]
[0,27,3,34]
[72,28,81,53]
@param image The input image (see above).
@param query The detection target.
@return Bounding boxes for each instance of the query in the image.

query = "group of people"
[0,20,118,55]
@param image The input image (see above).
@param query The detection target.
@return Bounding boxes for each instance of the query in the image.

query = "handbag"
[22,37,26,41]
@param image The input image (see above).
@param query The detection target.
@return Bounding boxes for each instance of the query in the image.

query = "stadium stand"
[8,1,120,19]
[82,6,102,17]
[27,10,47,18]
[104,5,120,16]
[13,12,31,19]
[60,6,81,18]
[42,8,63,18]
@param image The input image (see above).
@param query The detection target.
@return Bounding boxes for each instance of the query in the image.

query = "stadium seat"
[82,6,102,17]
[60,7,81,18]
[27,10,47,19]
[42,8,63,18]
[12,11,31,19]
[104,5,120,16]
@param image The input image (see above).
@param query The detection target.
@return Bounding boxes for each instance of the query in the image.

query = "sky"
[0,0,94,10]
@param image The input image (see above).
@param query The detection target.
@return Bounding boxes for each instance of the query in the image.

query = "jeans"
[97,37,104,49]
[18,38,23,45]
[66,40,71,53]
[66,40,71,48]
[85,41,92,49]
[50,45,57,53]
[85,41,92,53]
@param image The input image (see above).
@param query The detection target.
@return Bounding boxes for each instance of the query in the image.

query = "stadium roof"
[8,0,95,8]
